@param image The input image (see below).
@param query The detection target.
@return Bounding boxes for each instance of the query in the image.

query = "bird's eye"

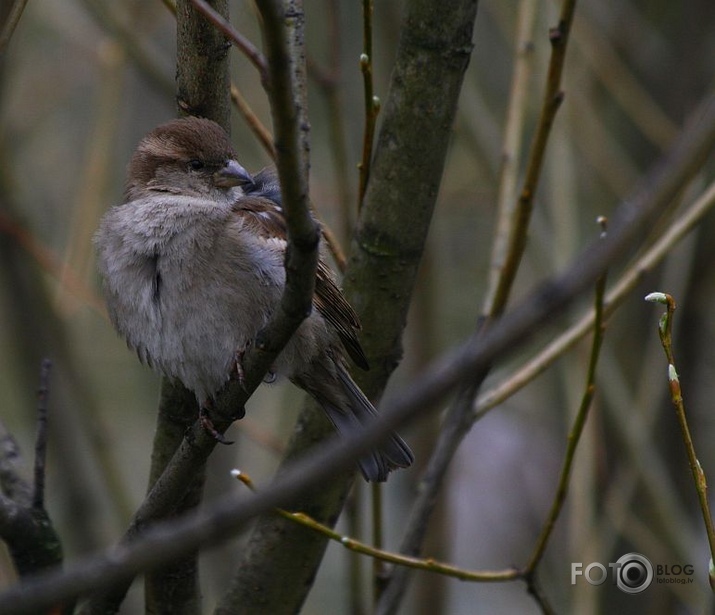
[188,159,205,170]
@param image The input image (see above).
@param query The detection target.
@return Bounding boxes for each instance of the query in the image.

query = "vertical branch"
[0,363,64,595]
[190,0,268,80]
[144,1,231,613]
[164,0,277,156]
[524,220,609,578]
[486,0,578,318]
[256,0,311,216]
[645,292,715,577]
[357,0,379,209]
[482,0,537,315]
[32,359,52,511]
[176,0,231,129]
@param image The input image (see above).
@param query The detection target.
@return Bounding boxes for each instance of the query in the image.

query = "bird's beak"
[214,159,255,189]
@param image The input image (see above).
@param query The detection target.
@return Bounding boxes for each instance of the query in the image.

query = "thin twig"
[0,373,64,587]
[308,1,355,247]
[32,360,52,511]
[474,178,715,417]
[486,0,578,318]
[320,224,347,272]
[357,0,380,209]
[524,220,608,575]
[232,470,520,584]
[645,292,715,581]
[483,0,537,315]
[525,575,556,615]
[230,83,276,159]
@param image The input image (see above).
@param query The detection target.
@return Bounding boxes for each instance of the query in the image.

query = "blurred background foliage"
[0,0,714,613]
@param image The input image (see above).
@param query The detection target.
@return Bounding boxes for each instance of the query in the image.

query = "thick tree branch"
[176,0,231,126]
[376,2,577,610]
[134,2,232,613]
[216,1,479,613]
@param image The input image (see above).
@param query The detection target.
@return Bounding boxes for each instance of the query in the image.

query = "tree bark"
[176,0,231,129]
[145,1,231,613]
[215,1,479,613]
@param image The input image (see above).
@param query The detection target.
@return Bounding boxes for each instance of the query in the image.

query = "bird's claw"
[231,348,247,388]
[199,402,234,445]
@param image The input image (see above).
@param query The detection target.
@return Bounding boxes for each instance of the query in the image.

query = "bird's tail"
[295,360,414,482]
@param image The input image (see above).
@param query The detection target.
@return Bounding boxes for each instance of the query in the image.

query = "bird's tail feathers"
[318,363,414,482]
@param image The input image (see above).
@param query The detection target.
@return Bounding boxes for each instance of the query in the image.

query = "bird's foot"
[231,348,247,387]
[199,400,234,445]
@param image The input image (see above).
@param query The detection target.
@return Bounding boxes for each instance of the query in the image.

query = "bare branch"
[485,0,578,319]
[0,425,31,508]
[475,178,715,418]
[176,0,231,126]
[31,359,51,510]
[0,363,63,590]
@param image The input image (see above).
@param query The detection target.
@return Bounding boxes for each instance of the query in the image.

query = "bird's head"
[124,117,255,202]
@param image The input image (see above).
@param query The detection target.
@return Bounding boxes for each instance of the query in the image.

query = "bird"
[94,116,414,482]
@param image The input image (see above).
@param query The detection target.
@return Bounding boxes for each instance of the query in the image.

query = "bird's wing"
[232,195,369,370]
[314,260,369,370]
[232,195,288,240]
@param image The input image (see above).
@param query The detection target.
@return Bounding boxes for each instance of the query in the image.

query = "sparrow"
[94,117,414,482]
